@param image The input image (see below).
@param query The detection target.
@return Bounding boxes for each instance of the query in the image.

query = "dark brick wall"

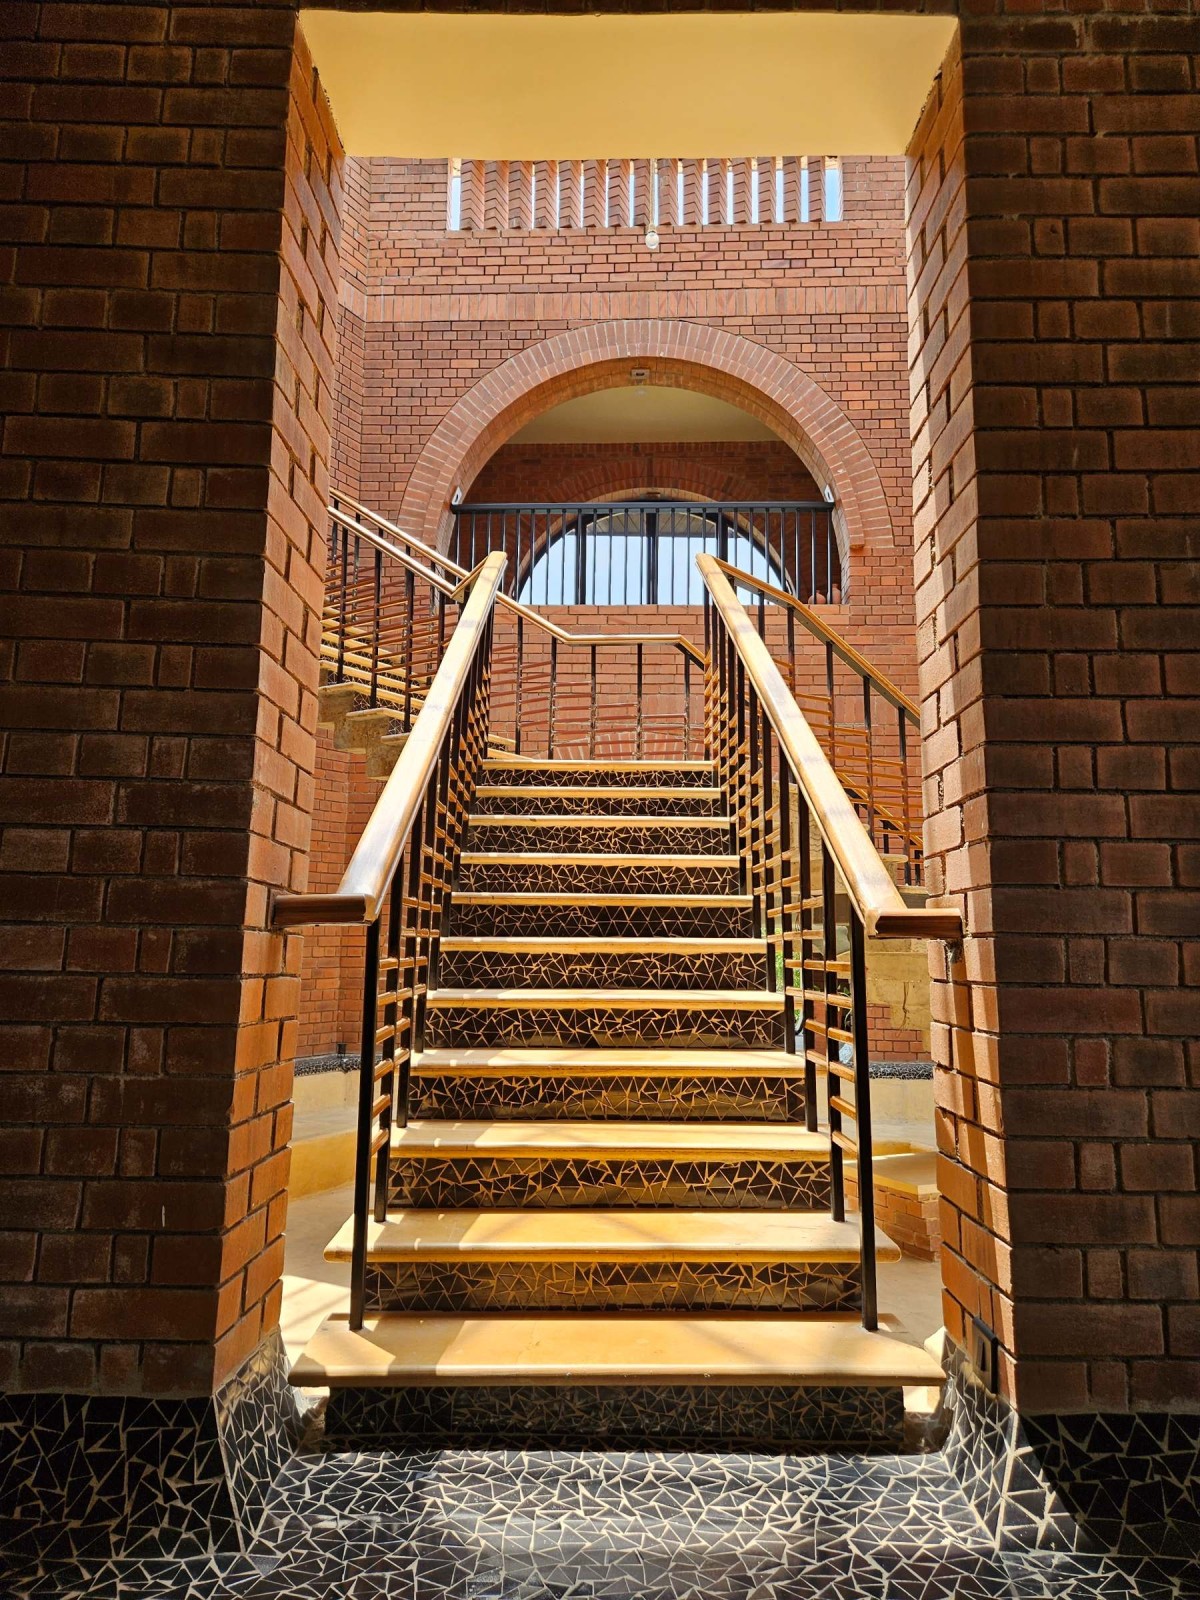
[0,6,340,1397]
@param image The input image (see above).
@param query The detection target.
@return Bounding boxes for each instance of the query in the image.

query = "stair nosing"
[325,1208,897,1265]
[389,1119,828,1160]
[291,1310,944,1390]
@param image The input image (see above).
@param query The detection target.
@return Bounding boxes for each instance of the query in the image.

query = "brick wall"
[911,20,1199,1412]
[0,8,338,1397]
[464,440,821,507]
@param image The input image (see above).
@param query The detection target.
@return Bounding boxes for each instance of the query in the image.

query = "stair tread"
[460,852,738,866]
[414,1046,807,1074]
[291,1311,943,1389]
[427,988,782,1010]
[439,937,762,953]
[452,893,752,907]
[469,814,730,826]
[390,1119,828,1159]
[476,785,722,800]
[484,759,713,773]
[326,1209,898,1263]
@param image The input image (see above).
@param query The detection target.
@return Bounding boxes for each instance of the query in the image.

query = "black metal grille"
[452,500,841,607]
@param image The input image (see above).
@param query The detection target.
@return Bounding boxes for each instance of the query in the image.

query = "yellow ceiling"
[513,389,777,445]
[301,11,958,158]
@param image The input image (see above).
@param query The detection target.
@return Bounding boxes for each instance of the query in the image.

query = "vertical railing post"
[369,545,382,709]
[863,677,876,853]
[514,613,524,756]
[403,567,415,729]
[349,916,381,1331]
[796,790,818,1132]
[682,651,691,761]
[821,843,845,1224]
[848,909,878,1330]
[336,524,349,683]
[589,643,598,759]
[547,635,558,757]
[635,643,644,760]
[899,706,914,885]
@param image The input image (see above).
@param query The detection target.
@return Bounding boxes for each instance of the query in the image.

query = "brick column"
[910,20,1198,1413]
[0,4,339,1400]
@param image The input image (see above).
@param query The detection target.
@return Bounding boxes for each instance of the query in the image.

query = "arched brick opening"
[397,322,895,592]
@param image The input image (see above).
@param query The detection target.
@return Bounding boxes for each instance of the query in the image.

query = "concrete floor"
[280,1182,945,1371]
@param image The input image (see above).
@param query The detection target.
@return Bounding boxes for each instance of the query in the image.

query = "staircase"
[291,750,942,1451]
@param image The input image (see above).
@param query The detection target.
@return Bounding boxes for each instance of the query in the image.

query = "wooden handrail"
[272,552,508,929]
[711,557,919,723]
[331,490,706,667]
[698,555,960,943]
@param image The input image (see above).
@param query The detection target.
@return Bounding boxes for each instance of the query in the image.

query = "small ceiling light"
[822,483,835,503]
[644,226,659,251]
[630,369,649,385]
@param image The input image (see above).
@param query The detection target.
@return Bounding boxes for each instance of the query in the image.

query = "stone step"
[424,987,785,1049]
[436,935,768,991]
[447,891,755,938]
[410,1045,813,1122]
[327,1208,893,1315]
[473,784,724,818]
[296,1310,942,1449]
[466,814,732,856]
[387,1118,831,1210]
[457,851,739,895]
[482,757,714,789]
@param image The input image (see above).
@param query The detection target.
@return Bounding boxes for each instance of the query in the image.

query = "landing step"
[414,1046,809,1076]
[426,988,781,1011]
[325,1210,897,1264]
[390,1119,827,1160]
[292,1312,943,1389]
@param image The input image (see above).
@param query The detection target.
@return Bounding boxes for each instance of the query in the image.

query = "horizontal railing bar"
[272,551,508,929]
[699,554,960,943]
[711,556,918,723]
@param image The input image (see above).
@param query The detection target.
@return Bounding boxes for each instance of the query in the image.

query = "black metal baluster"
[635,643,644,759]
[863,678,876,853]
[514,613,524,756]
[796,788,818,1131]
[821,842,844,1224]
[370,545,382,709]
[548,636,558,757]
[403,567,415,729]
[682,651,691,760]
[337,525,348,682]
[848,909,878,1330]
[349,917,381,1331]
[589,643,598,759]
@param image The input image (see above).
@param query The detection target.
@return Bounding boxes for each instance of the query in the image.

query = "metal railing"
[452,500,841,608]
[700,554,960,1330]
[274,553,506,1327]
[324,493,706,761]
[713,559,922,884]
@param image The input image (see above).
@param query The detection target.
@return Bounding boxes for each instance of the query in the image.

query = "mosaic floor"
[11,1438,1196,1600]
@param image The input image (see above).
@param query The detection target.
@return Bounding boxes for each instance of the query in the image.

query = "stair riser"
[389,1154,831,1212]
[323,1383,903,1450]
[425,1003,785,1049]
[458,860,739,895]
[474,791,723,817]
[483,765,711,789]
[411,1072,810,1122]
[467,821,730,855]
[365,1259,861,1314]
[437,947,768,991]
[448,901,755,938]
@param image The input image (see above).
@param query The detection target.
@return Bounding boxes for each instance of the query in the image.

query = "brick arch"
[397,322,895,587]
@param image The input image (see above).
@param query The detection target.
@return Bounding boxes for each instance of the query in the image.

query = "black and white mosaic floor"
[3,1339,1197,1600]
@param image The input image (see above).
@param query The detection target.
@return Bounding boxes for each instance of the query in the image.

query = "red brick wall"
[911,21,1200,1412]
[0,9,338,1397]
[465,440,821,506]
